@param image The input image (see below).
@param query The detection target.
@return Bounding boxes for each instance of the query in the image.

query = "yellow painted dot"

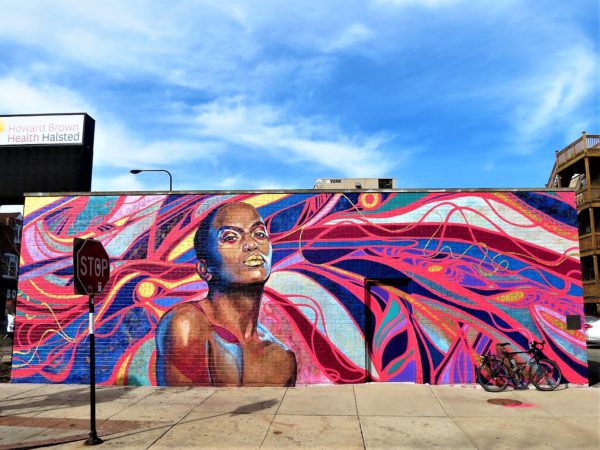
[428,265,443,272]
[138,281,156,298]
[496,291,525,302]
[360,193,381,209]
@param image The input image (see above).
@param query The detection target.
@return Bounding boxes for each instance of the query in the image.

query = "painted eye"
[253,228,269,240]
[219,231,240,243]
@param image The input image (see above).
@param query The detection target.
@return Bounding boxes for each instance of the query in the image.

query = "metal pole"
[85,295,102,445]
[166,171,172,191]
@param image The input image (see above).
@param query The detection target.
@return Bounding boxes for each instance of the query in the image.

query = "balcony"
[548,134,600,188]
[556,134,600,167]
[579,234,600,253]
[583,280,600,300]
[576,187,600,208]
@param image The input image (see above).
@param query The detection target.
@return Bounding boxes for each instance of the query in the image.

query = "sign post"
[73,238,110,446]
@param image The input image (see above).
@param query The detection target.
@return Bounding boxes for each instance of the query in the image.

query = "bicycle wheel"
[529,358,561,391]
[477,361,509,392]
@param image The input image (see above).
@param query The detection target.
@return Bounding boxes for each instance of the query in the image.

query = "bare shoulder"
[162,302,212,347]
[262,340,297,368]
[168,302,208,320]
[157,301,213,385]
[244,339,297,386]
[254,326,296,367]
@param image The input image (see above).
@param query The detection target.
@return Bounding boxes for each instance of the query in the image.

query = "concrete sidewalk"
[0,382,598,449]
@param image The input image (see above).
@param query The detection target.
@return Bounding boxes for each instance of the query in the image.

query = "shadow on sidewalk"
[0,386,133,413]
[231,399,279,415]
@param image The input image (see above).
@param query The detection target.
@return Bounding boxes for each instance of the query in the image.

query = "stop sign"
[73,238,110,295]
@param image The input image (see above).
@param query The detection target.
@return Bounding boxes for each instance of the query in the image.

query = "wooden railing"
[575,187,600,207]
[578,234,600,252]
[583,281,599,298]
[548,133,600,187]
[579,234,593,252]
[555,133,600,166]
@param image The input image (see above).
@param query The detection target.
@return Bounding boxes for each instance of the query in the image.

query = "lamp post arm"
[129,169,173,191]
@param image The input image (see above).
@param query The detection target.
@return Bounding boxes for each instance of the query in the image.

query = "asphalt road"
[587,346,600,386]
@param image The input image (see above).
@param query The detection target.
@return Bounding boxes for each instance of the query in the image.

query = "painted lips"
[244,255,265,267]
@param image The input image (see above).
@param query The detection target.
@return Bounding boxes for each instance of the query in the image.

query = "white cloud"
[254,179,290,190]
[93,174,146,192]
[191,97,400,177]
[214,176,241,190]
[0,77,229,191]
[0,2,379,94]
[320,23,375,53]
[0,77,88,114]
[93,123,225,169]
[0,77,396,192]
[1,1,596,191]
[512,46,597,151]
[0,1,270,91]
[373,0,464,8]
[90,120,231,192]
[0,76,224,162]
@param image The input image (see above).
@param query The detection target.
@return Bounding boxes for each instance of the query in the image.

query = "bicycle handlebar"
[483,340,545,360]
[529,340,545,351]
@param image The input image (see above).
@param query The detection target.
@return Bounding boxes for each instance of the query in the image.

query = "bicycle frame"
[504,342,546,381]
[478,340,561,391]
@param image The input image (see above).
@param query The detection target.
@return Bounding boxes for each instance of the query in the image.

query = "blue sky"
[0,0,598,196]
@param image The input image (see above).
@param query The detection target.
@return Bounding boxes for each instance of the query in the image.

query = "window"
[378,179,393,189]
[14,223,22,245]
[2,253,18,279]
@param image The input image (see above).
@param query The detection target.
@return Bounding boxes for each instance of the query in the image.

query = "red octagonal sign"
[73,238,110,295]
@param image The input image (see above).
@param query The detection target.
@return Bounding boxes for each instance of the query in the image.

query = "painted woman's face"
[204,202,272,284]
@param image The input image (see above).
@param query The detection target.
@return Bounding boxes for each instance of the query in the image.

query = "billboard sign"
[0,114,85,146]
[0,113,94,205]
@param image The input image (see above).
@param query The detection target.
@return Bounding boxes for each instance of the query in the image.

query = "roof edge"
[22,187,576,197]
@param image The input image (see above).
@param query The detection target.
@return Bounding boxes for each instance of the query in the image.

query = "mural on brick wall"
[12,192,587,386]
[156,201,296,386]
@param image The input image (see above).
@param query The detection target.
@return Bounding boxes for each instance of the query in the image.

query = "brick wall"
[12,191,587,385]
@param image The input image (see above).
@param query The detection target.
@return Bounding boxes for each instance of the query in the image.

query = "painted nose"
[242,237,259,251]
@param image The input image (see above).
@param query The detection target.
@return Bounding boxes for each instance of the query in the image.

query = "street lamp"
[130,169,173,191]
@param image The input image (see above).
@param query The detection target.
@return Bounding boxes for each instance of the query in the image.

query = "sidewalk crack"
[259,386,288,448]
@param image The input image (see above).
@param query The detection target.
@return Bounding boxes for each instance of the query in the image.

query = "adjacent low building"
[0,212,21,332]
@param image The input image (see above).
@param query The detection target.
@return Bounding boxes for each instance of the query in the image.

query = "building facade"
[547,132,600,315]
[12,191,587,385]
[0,212,21,332]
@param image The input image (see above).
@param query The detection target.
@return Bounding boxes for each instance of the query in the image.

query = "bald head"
[194,202,272,285]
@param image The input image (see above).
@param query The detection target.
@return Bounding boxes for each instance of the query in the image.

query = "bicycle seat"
[498,342,511,346]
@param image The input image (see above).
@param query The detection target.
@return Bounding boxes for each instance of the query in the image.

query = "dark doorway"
[364,278,418,382]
